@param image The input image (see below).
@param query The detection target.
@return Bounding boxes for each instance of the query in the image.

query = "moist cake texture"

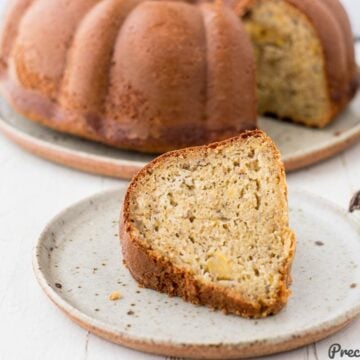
[230,0,358,127]
[121,130,295,317]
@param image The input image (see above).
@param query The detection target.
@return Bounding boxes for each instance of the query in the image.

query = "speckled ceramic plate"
[1,90,360,179]
[33,185,360,359]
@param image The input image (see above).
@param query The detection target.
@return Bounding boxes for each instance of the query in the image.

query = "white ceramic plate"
[1,91,360,179]
[33,186,360,359]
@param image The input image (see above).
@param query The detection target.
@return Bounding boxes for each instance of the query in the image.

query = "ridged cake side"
[287,0,358,119]
[0,0,257,152]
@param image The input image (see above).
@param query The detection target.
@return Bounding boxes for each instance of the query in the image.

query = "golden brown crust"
[1,0,356,145]
[0,0,257,153]
[120,130,295,318]
[0,78,256,153]
[0,0,34,71]
[286,0,358,121]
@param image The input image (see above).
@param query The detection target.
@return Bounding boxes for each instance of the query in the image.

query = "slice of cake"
[120,130,295,318]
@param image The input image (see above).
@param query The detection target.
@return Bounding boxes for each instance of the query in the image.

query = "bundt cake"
[0,0,358,152]
[121,130,295,317]
[0,0,257,153]
[230,0,358,127]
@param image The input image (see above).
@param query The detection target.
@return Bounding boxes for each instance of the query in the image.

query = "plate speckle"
[33,186,360,359]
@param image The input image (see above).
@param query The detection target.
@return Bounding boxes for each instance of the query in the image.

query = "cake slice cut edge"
[120,130,296,318]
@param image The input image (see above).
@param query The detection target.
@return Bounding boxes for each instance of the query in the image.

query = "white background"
[0,1,360,359]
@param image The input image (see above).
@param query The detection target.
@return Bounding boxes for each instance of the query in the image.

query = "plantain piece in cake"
[120,130,296,318]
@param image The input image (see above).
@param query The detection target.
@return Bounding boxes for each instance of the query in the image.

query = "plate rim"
[2,91,360,178]
[32,186,360,359]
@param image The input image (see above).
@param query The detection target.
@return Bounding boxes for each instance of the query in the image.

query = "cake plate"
[33,185,360,359]
[1,92,360,179]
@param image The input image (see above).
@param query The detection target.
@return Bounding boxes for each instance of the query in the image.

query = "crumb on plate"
[109,291,122,301]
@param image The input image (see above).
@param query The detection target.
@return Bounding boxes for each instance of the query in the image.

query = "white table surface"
[1,2,360,359]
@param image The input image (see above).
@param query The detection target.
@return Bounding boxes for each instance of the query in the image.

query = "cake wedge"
[120,130,295,318]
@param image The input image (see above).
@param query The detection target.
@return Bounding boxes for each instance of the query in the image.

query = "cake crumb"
[350,283,357,289]
[109,291,122,301]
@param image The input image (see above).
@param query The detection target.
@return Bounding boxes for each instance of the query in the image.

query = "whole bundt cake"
[0,0,358,153]
[0,0,257,152]
[230,0,358,127]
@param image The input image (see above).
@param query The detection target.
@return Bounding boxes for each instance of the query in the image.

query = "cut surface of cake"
[230,0,358,127]
[121,130,295,318]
